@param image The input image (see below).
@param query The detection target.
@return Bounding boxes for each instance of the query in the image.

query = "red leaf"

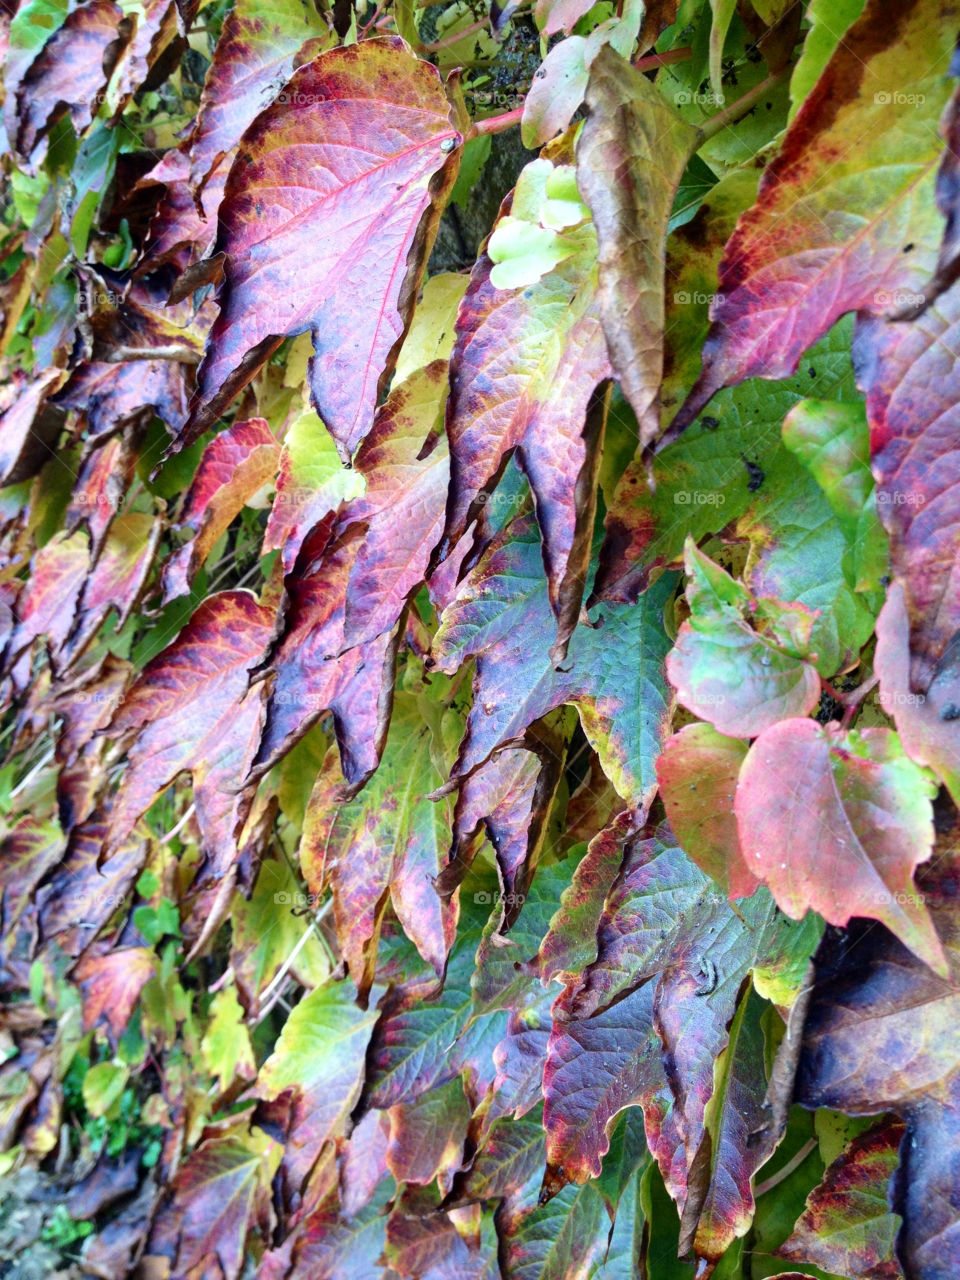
[0,367,65,487]
[136,147,229,276]
[854,282,960,690]
[54,358,190,440]
[184,38,463,459]
[74,946,157,1041]
[106,590,273,876]
[65,434,137,560]
[656,723,758,899]
[671,0,958,437]
[161,417,279,602]
[736,719,947,973]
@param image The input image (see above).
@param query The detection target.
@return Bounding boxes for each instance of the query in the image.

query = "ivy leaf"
[53,358,190,441]
[735,719,947,974]
[265,1184,390,1280]
[853,280,960,691]
[655,722,757,899]
[779,1118,905,1280]
[15,0,130,164]
[161,418,279,603]
[341,359,450,649]
[255,977,379,1192]
[437,154,610,660]
[300,689,457,1001]
[136,147,230,276]
[577,46,699,449]
[147,1122,281,1280]
[665,539,821,737]
[105,590,273,876]
[795,842,960,1280]
[262,405,365,574]
[187,0,332,189]
[184,38,463,460]
[875,581,960,806]
[672,0,957,435]
[431,517,675,808]
[201,985,257,1094]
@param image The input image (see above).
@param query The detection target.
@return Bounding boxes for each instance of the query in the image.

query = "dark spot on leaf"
[701,415,719,431]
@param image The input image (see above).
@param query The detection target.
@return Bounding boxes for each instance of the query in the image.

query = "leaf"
[340,359,450,649]
[201,984,256,1093]
[707,0,737,98]
[136,147,230,276]
[665,539,821,737]
[788,0,865,120]
[736,719,947,973]
[500,1170,614,1278]
[82,1060,129,1118]
[54,357,190,440]
[577,46,699,449]
[148,1122,281,1280]
[386,1075,471,1186]
[672,0,958,435]
[392,271,469,386]
[37,821,146,954]
[184,37,463,460]
[431,517,676,809]
[105,0,182,117]
[249,528,399,789]
[256,977,379,1191]
[161,418,280,602]
[74,947,158,1041]
[5,531,89,690]
[105,590,273,876]
[0,816,65,979]
[779,1118,905,1280]
[65,434,137,561]
[655,722,757,899]
[437,155,610,657]
[65,512,162,661]
[15,0,130,164]
[187,0,332,189]
[270,1184,390,1280]
[795,839,960,1280]
[262,404,365,574]
[853,278,960,691]
[455,1110,546,1218]
[0,367,65,487]
[875,581,960,806]
[300,689,457,1001]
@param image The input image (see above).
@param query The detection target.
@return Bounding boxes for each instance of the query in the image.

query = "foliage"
[0,0,958,1277]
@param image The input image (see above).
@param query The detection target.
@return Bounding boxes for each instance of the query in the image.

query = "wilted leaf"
[54,357,190,440]
[735,719,946,974]
[185,38,463,459]
[74,947,158,1041]
[161,417,279,602]
[105,590,273,876]
[0,367,65,487]
[779,1118,905,1280]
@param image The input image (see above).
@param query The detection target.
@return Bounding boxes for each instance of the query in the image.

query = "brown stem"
[699,66,791,142]
[632,45,692,72]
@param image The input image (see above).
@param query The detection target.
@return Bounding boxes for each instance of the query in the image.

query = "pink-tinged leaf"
[385,1189,500,1280]
[538,809,640,985]
[0,816,65,977]
[249,529,398,789]
[48,654,132,830]
[671,0,958,436]
[339,1109,390,1215]
[6,532,90,689]
[499,1178,614,1279]
[735,719,946,974]
[656,723,758,899]
[161,417,279,602]
[136,147,230,275]
[0,367,65,486]
[65,434,136,560]
[853,280,960,691]
[779,1118,905,1280]
[147,1123,281,1280]
[876,582,960,805]
[795,843,960,1280]
[66,512,162,661]
[15,0,130,163]
[54,358,190,440]
[341,359,449,649]
[486,1011,551,1130]
[300,690,457,1002]
[268,1186,389,1280]
[387,1075,471,1187]
[577,46,698,449]
[430,518,675,809]
[535,0,597,36]
[38,821,146,956]
[107,0,184,117]
[184,38,463,460]
[74,946,157,1041]
[255,978,379,1193]
[455,1111,546,1218]
[187,0,333,190]
[438,157,609,655]
[665,540,821,738]
[105,590,273,877]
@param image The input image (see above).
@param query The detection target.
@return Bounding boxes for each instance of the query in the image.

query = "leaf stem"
[469,106,524,138]
[753,1136,818,1198]
[698,66,791,143]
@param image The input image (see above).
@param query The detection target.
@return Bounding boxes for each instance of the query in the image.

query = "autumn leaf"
[0,367,65,487]
[74,947,158,1042]
[183,38,463,459]
[105,590,273,876]
[735,718,947,974]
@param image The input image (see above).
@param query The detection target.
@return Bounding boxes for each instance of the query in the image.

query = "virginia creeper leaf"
[735,719,946,974]
[184,37,463,459]
[0,367,65,487]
